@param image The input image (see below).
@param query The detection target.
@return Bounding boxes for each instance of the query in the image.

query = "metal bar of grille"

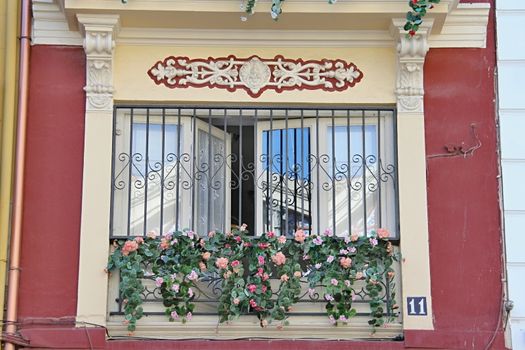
[239,110,243,227]
[208,109,212,234]
[347,109,351,235]
[362,109,367,235]
[331,109,336,236]
[160,108,166,234]
[143,108,150,236]
[175,108,181,231]
[254,109,258,235]
[191,110,197,233]
[285,109,289,236]
[377,110,382,228]
[109,107,117,238]
[316,111,320,235]
[223,109,228,233]
[126,108,133,237]
[300,110,305,230]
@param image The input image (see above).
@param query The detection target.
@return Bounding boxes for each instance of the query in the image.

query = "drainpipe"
[4,0,31,348]
[0,0,21,329]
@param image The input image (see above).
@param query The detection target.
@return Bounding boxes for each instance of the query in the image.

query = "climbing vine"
[121,0,439,36]
[107,227,399,332]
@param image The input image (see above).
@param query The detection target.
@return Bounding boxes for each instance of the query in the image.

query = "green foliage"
[120,0,439,36]
[106,227,399,332]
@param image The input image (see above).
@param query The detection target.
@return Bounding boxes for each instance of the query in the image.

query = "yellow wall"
[0,0,20,320]
[114,46,396,105]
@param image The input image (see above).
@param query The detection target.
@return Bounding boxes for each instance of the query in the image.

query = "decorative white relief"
[77,15,120,111]
[85,60,114,110]
[392,20,432,114]
[239,58,271,95]
[148,55,363,98]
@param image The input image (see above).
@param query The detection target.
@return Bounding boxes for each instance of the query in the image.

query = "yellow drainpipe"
[0,0,21,326]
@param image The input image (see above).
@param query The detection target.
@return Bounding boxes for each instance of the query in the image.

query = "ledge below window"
[106,315,403,340]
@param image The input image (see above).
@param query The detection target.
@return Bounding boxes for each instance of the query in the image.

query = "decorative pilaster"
[390,18,435,331]
[391,19,432,114]
[77,14,120,111]
[76,14,120,326]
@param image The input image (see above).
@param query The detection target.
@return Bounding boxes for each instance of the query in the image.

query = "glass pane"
[261,128,311,236]
[326,125,378,236]
[196,129,226,235]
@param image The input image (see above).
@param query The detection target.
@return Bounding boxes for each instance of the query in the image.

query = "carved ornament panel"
[148,55,364,98]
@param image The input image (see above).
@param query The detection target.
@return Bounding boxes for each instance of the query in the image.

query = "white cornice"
[117,28,394,48]
[32,0,82,46]
[32,1,490,49]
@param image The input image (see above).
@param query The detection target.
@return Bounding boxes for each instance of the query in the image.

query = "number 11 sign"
[407,297,427,316]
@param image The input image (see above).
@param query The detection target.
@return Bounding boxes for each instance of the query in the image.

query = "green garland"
[107,227,399,333]
[121,0,439,36]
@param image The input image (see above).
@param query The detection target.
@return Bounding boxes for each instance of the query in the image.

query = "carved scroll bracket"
[77,14,120,111]
[391,19,433,114]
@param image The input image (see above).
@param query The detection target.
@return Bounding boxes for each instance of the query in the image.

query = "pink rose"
[327,255,335,263]
[240,223,248,231]
[231,260,240,268]
[267,231,275,238]
[293,271,302,278]
[234,235,242,243]
[121,240,139,256]
[186,270,199,281]
[280,274,289,282]
[262,273,269,281]
[247,284,257,293]
[271,252,286,266]
[146,230,157,239]
[134,236,144,244]
[377,228,390,239]
[233,298,240,305]
[160,238,170,250]
[171,310,178,319]
[278,236,287,244]
[261,285,267,293]
[344,279,351,287]
[258,242,270,249]
[256,267,264,276]
[257,255,265,265]
[208,230,216,238]
[369,238,378,247]
[215,257,229,270]
[330,278,338,286]
[186,312,192,321]
[294,229,306,243]
[340,257,352,269]
[188,288,194,298]
[323,228,333,237]
[171,284,179,292]
[350,233,359,242]
[202,252,211,261]
[155,277,164,287]
[249,299,257,308]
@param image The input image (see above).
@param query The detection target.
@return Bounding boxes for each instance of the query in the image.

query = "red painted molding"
[147,55,363,98]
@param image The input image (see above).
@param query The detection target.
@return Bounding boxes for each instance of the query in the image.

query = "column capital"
[390,19,433,114]
[77,14,120,111]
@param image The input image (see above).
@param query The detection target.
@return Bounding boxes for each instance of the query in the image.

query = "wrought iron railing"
[110,106,398,240]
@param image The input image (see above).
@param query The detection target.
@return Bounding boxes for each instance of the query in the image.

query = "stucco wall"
[17,5,505,348]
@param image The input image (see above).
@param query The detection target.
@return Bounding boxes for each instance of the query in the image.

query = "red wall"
[17,2,504,348]
[413,0,504,347]
[19,46,85,318]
